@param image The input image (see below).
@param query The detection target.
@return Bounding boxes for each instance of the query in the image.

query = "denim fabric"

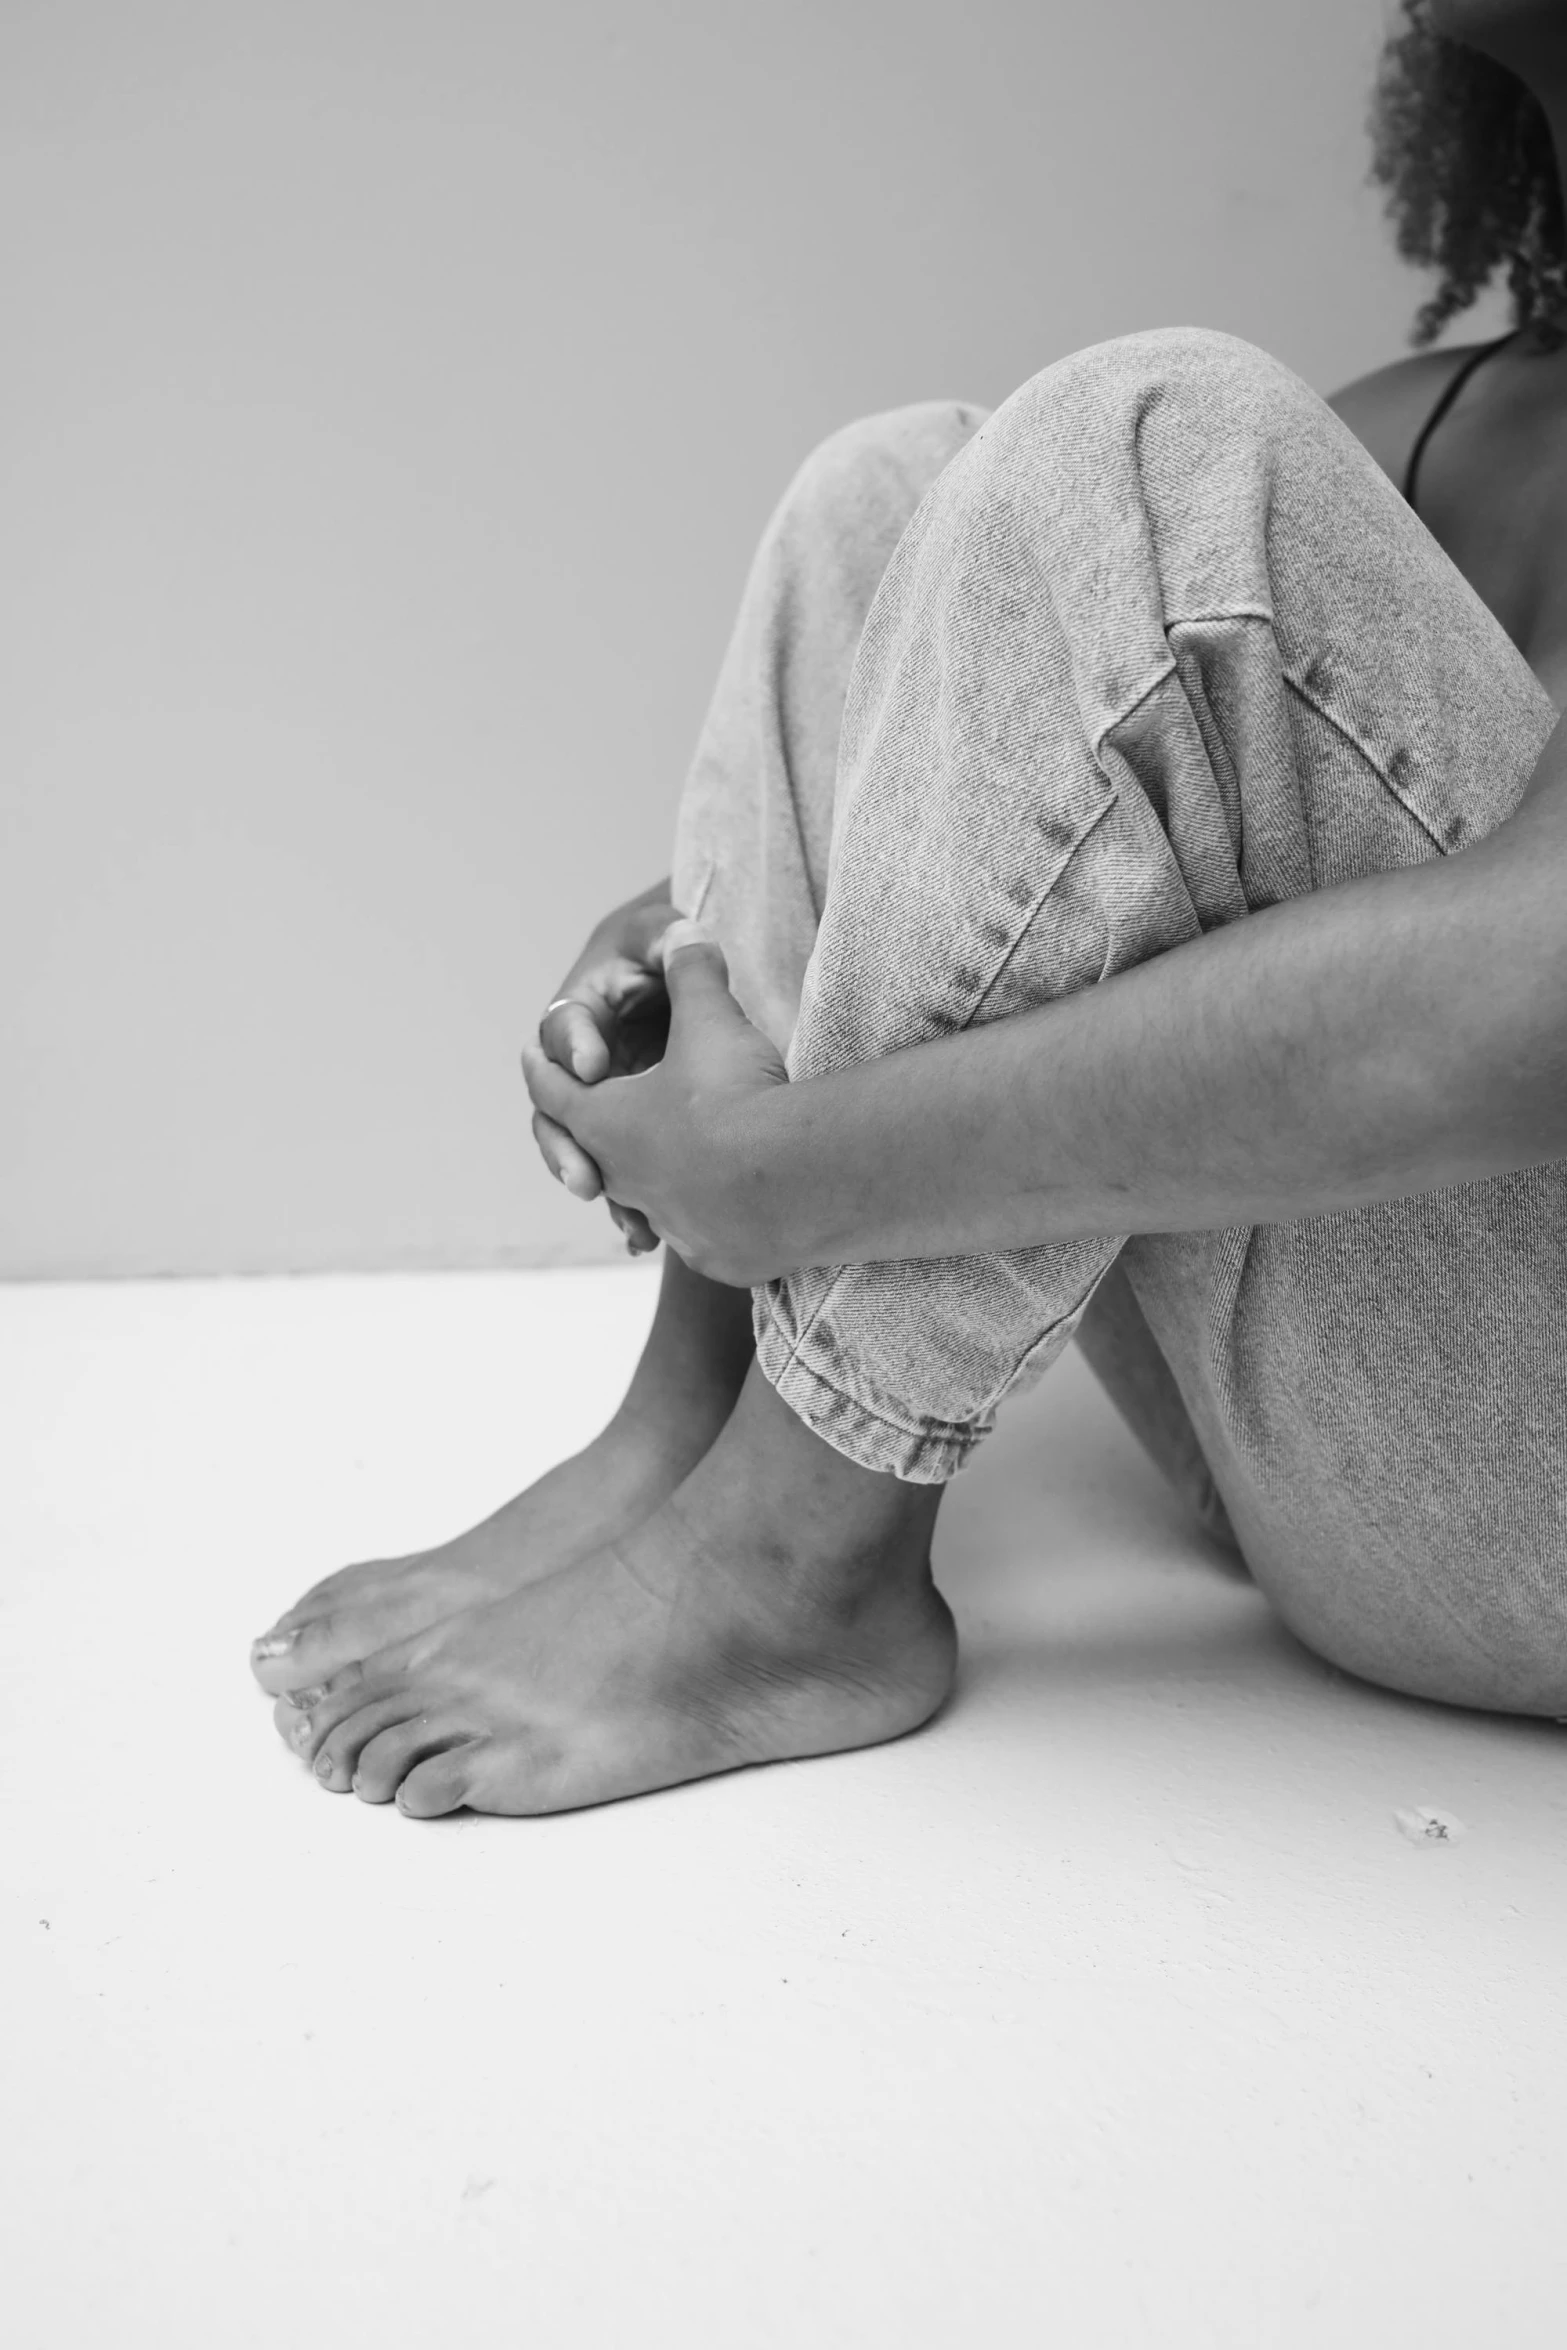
[1071,1255,1243,1560]
[673,398,993,1048]
[672,329,1567,1716]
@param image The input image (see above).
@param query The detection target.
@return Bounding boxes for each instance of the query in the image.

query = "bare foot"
[250,1254,755,1698]
[272,1365,956,1816]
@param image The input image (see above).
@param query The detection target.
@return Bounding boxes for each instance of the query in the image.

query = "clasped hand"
[524,912,791,1287]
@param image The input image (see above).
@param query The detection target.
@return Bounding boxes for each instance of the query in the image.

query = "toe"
[311,1694,425,1791]
[251,1603,412,1699]
[393,1734,581,1818]
[272,1687,329,1750]
[272,1658,375,1755]
[250,1618,312,1691]
[351,1718,471,1804]
[288,1560,385,1615]
[251,1556,401,1655]
[395,1749,481,1819]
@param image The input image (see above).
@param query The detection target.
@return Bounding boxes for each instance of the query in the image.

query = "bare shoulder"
[1325,345,1494,489]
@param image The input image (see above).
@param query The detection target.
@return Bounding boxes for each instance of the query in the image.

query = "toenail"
[293,1717,315,1747]
[314,1752,334,1778]
[253,1630,297,1658]
[290,1686,326,1709]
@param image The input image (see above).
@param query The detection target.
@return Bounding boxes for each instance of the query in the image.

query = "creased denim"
[672,329,1566,1715]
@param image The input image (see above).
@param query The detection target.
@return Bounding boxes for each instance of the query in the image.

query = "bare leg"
[250,1252,753,1696]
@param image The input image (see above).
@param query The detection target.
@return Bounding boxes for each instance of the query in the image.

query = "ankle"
[691,1364,943,1595]
[614,1252,755,1440]
[612,1331,752,1457]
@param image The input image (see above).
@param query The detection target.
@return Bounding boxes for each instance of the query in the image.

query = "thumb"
[657,918,741,1021]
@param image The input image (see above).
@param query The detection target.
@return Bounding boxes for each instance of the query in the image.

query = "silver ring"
[543,998,577,1016]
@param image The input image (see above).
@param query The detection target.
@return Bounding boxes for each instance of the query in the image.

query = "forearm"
[754,798,1567,1270]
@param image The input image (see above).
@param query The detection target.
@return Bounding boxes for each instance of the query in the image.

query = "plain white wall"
[2,0,1473,1276]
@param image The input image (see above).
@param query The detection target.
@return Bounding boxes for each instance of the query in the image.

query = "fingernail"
[571,1049,593,1078]
[252,1630,296,1659]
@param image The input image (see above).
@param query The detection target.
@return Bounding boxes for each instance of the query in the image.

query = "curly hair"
[1370,0,1567,347]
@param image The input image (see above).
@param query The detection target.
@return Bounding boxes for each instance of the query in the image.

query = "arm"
[759,732,1567,1269]
[528,349,1553,1277]
[525,717,1567,1284]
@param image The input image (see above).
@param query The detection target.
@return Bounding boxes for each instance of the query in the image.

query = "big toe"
[250,1595,430,1695]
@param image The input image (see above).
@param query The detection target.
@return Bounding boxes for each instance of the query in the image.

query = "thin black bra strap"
[1402,332,1517,513]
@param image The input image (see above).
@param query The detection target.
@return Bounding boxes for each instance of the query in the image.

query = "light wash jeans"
[671,328,1567,1717]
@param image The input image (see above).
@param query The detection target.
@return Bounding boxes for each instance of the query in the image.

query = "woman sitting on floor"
[252,0,1567,1819]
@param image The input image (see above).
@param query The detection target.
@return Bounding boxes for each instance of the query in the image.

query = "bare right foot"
[250,1254,755,1699]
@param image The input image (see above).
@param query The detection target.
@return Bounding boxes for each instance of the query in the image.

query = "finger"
[532,1108,603,1201]
[608,1200,660,1254]
[657,917,742,1022]
[521,1037,594,1133]
[540,996,613,1083]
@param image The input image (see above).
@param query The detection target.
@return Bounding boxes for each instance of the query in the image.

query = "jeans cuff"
[753,1290,983,1483]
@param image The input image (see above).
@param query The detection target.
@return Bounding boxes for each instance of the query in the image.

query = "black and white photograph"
[4,2,1565,2342]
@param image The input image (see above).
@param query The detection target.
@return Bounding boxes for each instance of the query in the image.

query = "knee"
[966,325,1328,507]
[776,399,990,551]
[1049,324,1294,410]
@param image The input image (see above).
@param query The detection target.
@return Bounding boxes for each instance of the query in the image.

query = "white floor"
[4,1267,1565,2348]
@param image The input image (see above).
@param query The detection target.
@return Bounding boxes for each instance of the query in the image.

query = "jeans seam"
[1163,603,1275,631]
[762,1265,851,1388]
[1087,652,1177,762]
[767,659,1153,1402]
[766,621,1262,1457]
[973,1281,1113,1426]
[968,787,1121,1023]
[759,1301,981,1454]
[681,854,717,922]
[1282,671,1449,855]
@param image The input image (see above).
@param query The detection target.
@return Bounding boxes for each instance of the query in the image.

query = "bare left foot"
[273,1365,956,1817]
[249,1250,756,1699]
